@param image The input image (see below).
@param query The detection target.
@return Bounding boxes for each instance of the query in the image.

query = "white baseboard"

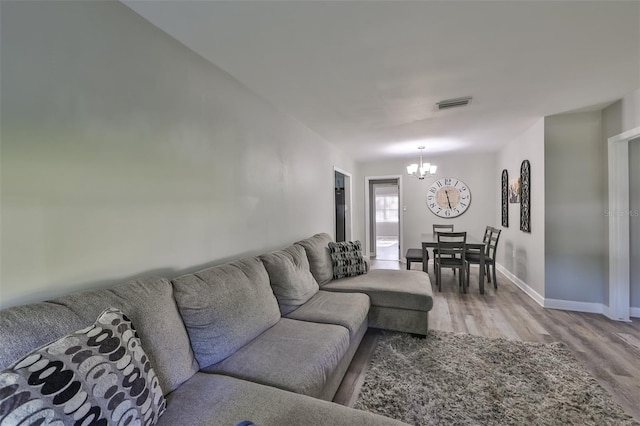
[497,263,639,320]
[544,298,604,314]
[495,263,544,307]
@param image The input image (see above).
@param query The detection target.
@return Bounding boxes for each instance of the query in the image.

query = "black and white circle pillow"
[328,240,367,279]
[0,307,166,426]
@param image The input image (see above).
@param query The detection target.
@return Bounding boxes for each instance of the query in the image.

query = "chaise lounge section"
[297,233,433,335]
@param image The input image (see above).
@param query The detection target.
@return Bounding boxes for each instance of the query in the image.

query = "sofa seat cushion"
[172,257,281,369]
[259,245,319,315]
[202,318,349,398]
[285,290,369,339]
[157,373,407,426]
[295,233,334,285]
[321,269,434,312]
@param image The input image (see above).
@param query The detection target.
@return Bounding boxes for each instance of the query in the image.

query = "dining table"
[420,233,487,294]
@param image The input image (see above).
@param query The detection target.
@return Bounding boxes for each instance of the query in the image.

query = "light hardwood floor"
[333,260,640,422]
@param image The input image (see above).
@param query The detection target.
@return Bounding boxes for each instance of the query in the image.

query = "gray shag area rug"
[354,331,638,426]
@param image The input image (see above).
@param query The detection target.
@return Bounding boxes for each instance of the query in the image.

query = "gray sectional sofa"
[0,233,433,426]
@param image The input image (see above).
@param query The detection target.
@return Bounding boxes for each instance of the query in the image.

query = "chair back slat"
[482,226,492,243]
[433,224,454,235]
[485,227,501,259]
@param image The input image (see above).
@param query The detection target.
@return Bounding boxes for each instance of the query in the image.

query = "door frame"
[607,126,640,321]
[333,167,352,242]
[364,175,403,259]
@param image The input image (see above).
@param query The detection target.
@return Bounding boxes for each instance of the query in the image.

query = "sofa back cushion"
[0,303,85,371]
[172,257,280,368]
[0,277,199,395]
[50,277,199,394]
[296,233,334,286]
[260,245,319,315]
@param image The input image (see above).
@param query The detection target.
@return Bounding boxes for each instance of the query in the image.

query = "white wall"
[544,111,607,304]
[0,1,355,308]
[496,119,545,297]
[356,153,497,260]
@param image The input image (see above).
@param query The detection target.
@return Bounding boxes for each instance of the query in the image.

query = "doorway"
[604,127,640,322]
[368,178,400,261]
[334,169,352,242]
[607,126,640,321]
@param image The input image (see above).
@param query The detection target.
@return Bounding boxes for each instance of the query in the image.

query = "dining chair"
[434,231,467,293]
[466,227,501,290]
[433,224,455,275]
[466,226,492,256]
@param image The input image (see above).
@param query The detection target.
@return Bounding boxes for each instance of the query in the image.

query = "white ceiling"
[123,1,639,162]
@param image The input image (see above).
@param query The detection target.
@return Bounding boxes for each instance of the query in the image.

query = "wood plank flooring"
[333,260,640,422]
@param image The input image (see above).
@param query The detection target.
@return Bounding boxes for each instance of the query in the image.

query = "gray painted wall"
[496,119,546,297]
[621,90,639,132]
[544,111,607,304]
[356,153,497,265]
[0,1,356,308]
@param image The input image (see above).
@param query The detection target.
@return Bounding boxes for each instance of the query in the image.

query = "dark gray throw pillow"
[0,307,166,426]
[328,240,367,279]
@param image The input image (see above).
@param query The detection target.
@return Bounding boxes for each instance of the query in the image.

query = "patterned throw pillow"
[328,240,367,279]
[0,307,166,426]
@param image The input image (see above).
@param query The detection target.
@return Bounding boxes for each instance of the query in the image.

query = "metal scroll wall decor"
[501,169,508,227]
[520,160,531,232]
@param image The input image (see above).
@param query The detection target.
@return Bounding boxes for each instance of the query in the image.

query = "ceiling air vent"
[437,96,473,110]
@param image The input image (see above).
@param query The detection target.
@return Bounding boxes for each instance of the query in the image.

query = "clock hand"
[445,190,452,209]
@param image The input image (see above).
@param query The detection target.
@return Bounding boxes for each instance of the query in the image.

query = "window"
[375,195,398,223]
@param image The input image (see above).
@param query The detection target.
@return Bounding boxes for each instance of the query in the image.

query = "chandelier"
[406,146,437,179]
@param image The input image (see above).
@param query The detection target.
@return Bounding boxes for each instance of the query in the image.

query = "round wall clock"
[426,177,471,218]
